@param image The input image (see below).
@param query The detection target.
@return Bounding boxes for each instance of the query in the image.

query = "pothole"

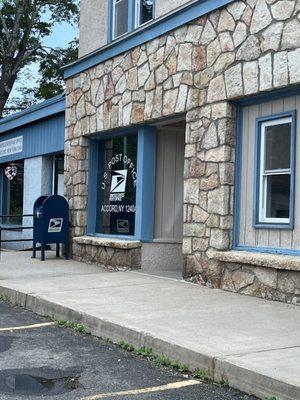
[0,368,82,396]
[0,336,15,353]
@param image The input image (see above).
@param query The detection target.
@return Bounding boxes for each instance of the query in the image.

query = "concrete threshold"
[0,252,299,400]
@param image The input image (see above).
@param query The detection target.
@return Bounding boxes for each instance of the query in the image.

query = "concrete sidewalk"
[0,251,299,400]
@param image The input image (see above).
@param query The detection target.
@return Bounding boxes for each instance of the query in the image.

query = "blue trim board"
[108,0,113,42]
[232,106,243,248]
[87,140,100,235]
[135,125,157,241]
[252,110,296,230]
[0,94,65,134]
[236,84,300,107]
[63,0,234,79]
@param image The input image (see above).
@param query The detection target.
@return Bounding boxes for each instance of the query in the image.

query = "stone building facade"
[64,0,300,304]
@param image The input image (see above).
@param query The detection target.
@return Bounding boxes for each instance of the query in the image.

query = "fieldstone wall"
[73,237,142,270]
[212,251,300,304]
[65,0,300,298]
[220,264,300,305]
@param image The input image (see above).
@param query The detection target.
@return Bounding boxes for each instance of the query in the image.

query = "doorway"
[141,120,185,278]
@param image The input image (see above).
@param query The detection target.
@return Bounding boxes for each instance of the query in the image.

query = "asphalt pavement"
[0,301,257,400]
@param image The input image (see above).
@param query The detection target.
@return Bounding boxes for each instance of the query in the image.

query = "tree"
[0,0,79,118]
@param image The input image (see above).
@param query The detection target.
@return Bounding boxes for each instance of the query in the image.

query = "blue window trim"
[64,0,234,79]
[253,110,297,230]
[232,106,243,249]
[87,125,157,242]
[232,88,300,256]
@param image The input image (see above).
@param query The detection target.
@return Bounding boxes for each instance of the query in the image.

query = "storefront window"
[96,135,137,236]
[3,161,24,224]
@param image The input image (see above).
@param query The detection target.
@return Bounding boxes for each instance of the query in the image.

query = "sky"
[11,20,79,100]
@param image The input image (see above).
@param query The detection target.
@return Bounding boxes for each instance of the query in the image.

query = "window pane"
[4,161,24,224]
[97,135,137,235]
[139,0,154,25]
[114,0,129,38]
[265,122,291,170]
[54,155,64,196]
[266,174,290,219]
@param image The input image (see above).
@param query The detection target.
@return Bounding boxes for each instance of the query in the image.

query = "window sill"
[253,222,294,230]
[213,250,300,272]
[73,235,141,250]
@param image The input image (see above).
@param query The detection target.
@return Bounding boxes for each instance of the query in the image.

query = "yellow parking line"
[0,322,56,332]
[81,379,202,399]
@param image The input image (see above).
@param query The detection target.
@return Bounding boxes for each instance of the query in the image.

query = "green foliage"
[218,376,229,387]
[135,346,155,359]
[170,360,189,373]
[0,0,79,116]
[119,340,134,352]
[265,397,278,400]
[192,368,212,382]
[154,354,171,367]
[0,293,12,304]
[34,39,78,100]
[52,318,91,335]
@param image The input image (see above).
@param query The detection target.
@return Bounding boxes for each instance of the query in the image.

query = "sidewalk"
[0,251,299,400]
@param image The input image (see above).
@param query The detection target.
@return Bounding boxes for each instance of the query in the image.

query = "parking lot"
[0,301,258,400]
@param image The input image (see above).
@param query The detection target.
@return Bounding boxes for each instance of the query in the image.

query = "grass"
[265,397,278,400]
[218,376,229,387]
[0,293,12,304]
[119,340,134,352]
[50,317,91,335]
[192,368,213,382]
[118,343,200,379]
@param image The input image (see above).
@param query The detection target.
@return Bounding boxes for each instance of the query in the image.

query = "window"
[53,154,64,196]
[112,0,129,39]
[3,161,24,224]
[96,134,138,236]
[112,0,154,40]
[135,0,154,27]
[256,113,296,227]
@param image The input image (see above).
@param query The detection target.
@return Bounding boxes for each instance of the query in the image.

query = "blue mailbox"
[33,195,69,261]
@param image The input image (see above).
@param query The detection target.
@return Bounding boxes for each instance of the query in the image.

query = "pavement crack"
[217,344,300,359]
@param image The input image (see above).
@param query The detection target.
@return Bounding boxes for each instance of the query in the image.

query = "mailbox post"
[33,195,69,261]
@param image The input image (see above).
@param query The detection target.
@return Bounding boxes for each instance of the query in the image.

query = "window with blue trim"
[255,112,296,228]
[111,0,154,40]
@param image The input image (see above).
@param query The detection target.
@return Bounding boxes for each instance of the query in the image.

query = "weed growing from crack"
[119,340,134,352]
[50,317,91,335]
[0,293,12,304]
[218,376,229,387]
[192,368,213,382]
